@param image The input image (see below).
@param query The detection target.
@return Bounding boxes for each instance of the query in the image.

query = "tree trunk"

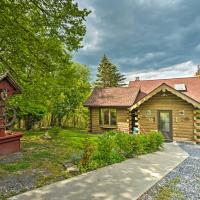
[50,113,56,127]
[18,118,21,129]
[73,113,76,128]
[58,115,62,128]
[24,114,33,130]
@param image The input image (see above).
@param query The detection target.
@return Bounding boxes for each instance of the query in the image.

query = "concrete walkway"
[9,143,188,200]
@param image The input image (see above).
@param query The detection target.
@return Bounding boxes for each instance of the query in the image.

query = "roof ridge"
[129,76,199,82]
[94,86,136,89]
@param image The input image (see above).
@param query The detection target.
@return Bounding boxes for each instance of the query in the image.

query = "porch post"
[194,110,200,143]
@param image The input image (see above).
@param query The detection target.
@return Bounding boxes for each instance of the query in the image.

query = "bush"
[131,131,164,155]
[70,151,83,165]
[78,130,164,172]
[78,138,96,172]
[114,132,135,158]
[95,132,125,165]
[131,134,150,155]
[147,131,164,152]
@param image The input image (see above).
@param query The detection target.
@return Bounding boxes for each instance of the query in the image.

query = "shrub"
[131,134,150,155]
[147,131,164,152]
[114,132,135,158]
[95,132,125,165]
[79,130,164,172]
[79,138,96,171]
[70,151,83,164]
[131,131,164,155]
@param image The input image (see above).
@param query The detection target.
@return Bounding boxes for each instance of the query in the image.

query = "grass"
[0,129,163,199]
[0,128,99,186]
[155,177,184,200]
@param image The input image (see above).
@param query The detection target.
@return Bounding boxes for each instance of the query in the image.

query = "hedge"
[79,130,164,172]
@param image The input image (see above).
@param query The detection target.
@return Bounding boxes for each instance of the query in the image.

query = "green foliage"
[147,131,164,152]
[95,54,126,88]
[48,127,62,137]
[0,129,99,175]
[95,132,125,165]
[131,131,164,155]
[114,131,134,158]
[0,162,30,172]
[49,63,91,128]
[0,0,90,72]
[79,131,164,171]
[0,129,100,199]
[155,177,184,200]
[131,134,150,155]
[70,151,83,165]
[0,0,91,129]
[79,138,96,171]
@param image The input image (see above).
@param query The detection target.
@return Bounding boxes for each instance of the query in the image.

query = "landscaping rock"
[66,165,79,173]
[43,132,52,140]
[62,160,74,169]
[62,160,79,173]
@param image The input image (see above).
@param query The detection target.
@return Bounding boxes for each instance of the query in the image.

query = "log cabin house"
[85,68,200,142]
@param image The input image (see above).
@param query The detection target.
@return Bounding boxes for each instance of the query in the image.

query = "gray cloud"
[74,0,200,80]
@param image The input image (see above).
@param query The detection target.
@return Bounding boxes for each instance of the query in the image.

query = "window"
[100,108,117,126]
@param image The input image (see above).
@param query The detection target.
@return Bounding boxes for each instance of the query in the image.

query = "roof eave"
[129,83,200,110]
[84,104,131,108]
[0,71,22,93]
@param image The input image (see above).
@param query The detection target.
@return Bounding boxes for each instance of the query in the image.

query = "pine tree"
[95,55,126,88]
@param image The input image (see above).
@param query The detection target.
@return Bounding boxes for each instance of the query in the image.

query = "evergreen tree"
[95,55,126,88]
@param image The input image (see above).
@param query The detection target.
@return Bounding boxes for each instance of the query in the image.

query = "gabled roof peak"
[0,71,22,93]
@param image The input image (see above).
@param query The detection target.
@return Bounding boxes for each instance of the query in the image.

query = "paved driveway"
[9,143,188,200]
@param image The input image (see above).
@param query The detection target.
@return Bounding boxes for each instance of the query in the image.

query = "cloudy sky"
[74,0,200,81]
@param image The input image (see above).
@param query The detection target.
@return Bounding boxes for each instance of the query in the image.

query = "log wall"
[88,107,129,133]
[138,91,195,141]
[194,110,200,143]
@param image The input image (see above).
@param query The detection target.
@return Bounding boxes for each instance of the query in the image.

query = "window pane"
[99,109,102,125]
[110,109,116,125]
[103,109,109,125]
[160,112,170,132]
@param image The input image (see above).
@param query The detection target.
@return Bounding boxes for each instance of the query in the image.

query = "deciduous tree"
[0,0,91,129]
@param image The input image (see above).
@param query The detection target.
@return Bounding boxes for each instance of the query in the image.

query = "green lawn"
[0,129,99,191]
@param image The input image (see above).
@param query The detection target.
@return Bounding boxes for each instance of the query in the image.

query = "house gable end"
[130,83,200,110]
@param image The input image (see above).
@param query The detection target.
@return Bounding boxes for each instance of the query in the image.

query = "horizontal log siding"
[138,91,195,141]
[117,108,129,133]
[89,107,129,133]
[90,108,101,133]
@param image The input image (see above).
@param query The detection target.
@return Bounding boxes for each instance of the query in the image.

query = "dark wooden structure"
[0,72,23,156]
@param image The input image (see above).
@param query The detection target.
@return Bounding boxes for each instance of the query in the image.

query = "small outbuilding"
[0,71,23,156]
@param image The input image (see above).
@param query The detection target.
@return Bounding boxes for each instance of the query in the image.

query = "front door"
[158,110,172,141]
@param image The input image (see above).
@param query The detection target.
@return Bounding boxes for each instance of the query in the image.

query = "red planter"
[0,133,23,156]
